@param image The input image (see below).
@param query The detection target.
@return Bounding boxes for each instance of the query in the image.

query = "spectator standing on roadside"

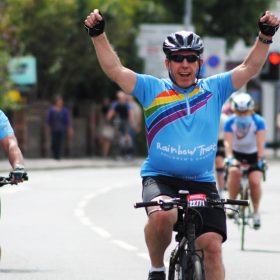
[97,97,114,157]
[47,95,73,160]
[127,94,143,156]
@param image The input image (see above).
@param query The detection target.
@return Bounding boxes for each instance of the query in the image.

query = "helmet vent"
[187,33,193,46]
[175,33,184,46]
[167,35,177,46]
[163,31,204,55]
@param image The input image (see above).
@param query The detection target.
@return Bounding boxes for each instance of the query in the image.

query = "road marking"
[137,252,150,260]
[80,216,92,226]
[74,182,148,260]
[111,239,138,251]
[90,225,111,238]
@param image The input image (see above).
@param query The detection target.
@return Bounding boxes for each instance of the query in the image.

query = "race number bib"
[187,194,207,207]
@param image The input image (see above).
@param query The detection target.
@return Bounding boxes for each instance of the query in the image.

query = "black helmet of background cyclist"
[163,31,204,57]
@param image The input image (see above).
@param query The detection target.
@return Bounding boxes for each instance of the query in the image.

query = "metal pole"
[274,81,280,158]
[184,0,192,29]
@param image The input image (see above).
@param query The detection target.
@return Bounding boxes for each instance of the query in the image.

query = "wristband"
[258,35,273,44]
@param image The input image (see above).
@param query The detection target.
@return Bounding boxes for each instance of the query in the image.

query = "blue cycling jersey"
[132,72,235,182]
[0,110,14,140]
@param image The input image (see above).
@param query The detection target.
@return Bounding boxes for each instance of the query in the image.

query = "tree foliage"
[154,0,276,48]
[0,0,277,103]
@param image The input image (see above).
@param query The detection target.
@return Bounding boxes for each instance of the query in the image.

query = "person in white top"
[224,93,266,229]
[215,102,232,198]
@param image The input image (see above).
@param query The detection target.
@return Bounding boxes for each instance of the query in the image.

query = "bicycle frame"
[235,164,253,251]
[230,162,266,250]
[168,199,205,280]
[134,191,249,280]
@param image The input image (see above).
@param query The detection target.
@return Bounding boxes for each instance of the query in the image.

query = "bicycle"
[134,190,249,280]
[224,162,266,251]
[111,117,133,159]
[0,173,28,261]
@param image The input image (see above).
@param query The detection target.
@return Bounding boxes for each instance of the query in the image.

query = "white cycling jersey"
[224,113,266,154]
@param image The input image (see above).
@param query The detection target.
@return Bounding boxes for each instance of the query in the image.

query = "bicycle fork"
[169,224,205,279]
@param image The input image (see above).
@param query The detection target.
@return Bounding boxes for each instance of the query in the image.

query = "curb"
[0,157,144,173]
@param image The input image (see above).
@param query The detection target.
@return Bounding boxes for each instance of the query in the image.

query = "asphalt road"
[0,161,279,279]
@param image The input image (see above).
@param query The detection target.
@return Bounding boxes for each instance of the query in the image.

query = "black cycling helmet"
[163,31,204,57]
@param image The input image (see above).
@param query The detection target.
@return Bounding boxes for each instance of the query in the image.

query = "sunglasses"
[235,111,252,116]
[169,54,200,63]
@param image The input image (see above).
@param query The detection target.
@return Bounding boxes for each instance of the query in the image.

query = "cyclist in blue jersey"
[215,102,232,199]
[0,110,27,182]
[84,10,279,280]
[224,93,266,229]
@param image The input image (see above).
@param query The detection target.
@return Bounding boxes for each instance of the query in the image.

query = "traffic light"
[259,52,280,81]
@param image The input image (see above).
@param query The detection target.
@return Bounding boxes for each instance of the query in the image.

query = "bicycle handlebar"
[222,198,249,206]
[225,162,267,182]
[134,201,160,208]
[134,197,249,209]
[0,174,28,187]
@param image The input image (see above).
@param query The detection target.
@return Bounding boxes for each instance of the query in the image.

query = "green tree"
[0,49,10,95]
[1,0,277,104]
[0,0,166,102]
[0,2,11,95]
[1,0,81,100]
[0,3,21,111]
[154,0,276,48]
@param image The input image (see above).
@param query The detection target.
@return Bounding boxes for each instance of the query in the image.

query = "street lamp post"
[184,0,192,29]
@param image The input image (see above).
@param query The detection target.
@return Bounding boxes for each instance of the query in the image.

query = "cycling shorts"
[142,176,227,242]
[233,151,262,173]
[216,139,225,157]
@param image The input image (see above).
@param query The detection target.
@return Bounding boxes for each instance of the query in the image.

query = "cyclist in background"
[84,9,279,280]
[107,90,134,158]
[0,110,27,182]
[215,102,232,199]
[224,93,266,229]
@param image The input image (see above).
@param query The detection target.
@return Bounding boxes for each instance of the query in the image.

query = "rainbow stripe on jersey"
[144,87,213,147]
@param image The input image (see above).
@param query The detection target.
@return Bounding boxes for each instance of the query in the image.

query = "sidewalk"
[0,148,279,173]
[0,157,144,173]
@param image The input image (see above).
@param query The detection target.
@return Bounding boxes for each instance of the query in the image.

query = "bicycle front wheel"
[168,248,188,280]
[186,254,205,280]
[240,204,246,250]
[168,252,205,280]
[240,186,251,251]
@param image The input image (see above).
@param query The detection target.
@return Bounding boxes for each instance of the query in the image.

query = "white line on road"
[137,252,150,260]
[111,239,138,251]
[74,182,148,260]
[90,225,111,238]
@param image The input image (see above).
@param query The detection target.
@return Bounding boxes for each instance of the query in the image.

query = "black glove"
[10,165,27,182]
[84,12,105,37]
[258,13,279,36]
